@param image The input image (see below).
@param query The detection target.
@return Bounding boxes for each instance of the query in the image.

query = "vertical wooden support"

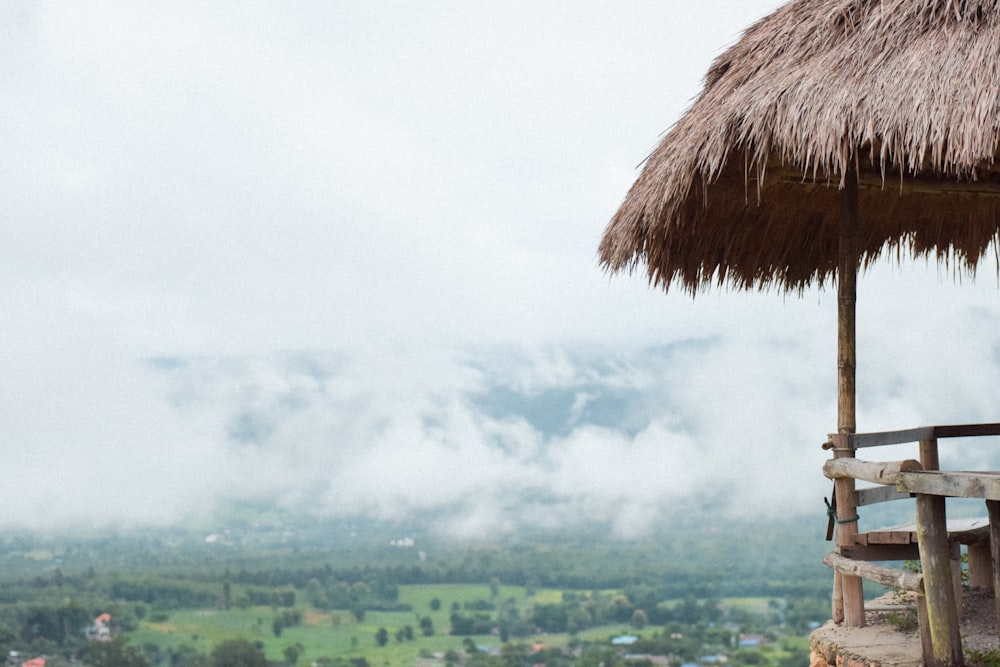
[917,594,935,667]
[831,570,844,624]
[966,541,993,591]
[916,493,963,667]
[950,544,964,619]
[987,499,1000,635]
[919,438,963,614]
[836,164,864,627]
[832,440,864,626]
[919,438,940,472]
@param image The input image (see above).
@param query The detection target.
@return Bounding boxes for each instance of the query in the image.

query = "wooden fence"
[822,423,1000,667]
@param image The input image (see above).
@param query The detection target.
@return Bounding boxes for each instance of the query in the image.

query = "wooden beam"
[823,552,923,592]
[823,457,922,485]
[899,471,1000,500]
[916,494,963,667]
[933,423,1000,439]
[838,422,1000,449]
[846,426,937,449]
[839,544,921,561]
[770,163,1000,198]
[855,485,910,507]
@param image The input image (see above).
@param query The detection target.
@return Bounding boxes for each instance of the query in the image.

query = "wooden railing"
[821,422,1000,667]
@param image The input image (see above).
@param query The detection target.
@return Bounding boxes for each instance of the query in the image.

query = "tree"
[283,643,303,666]
[375,627,389,647]
[500,642,530,667]
[419,616,434,637]
[306,578,328,609]
[87,638,152,667]
[608,594,633,623]
[169,644,211,667]
[211,638,268,667]
[430,598,442,611]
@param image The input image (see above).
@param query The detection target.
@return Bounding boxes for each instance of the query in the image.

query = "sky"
[4,0,1000,539]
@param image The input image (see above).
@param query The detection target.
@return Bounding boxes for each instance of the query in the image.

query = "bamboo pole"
[836,164,865,627]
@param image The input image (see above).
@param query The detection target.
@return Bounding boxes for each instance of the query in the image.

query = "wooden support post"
[951,546,964,619]
[916,493,963,667]
[835,165,864,627]
[967,541,993,591]
[918,437,964,624]
[987,499,1000,636]
[832,570,844,624]
[919,438,940,472]
[833,439,864,626]
[917,594,935,667]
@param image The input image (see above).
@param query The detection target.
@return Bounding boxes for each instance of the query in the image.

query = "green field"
[125,586,807,667]
[128,584,625,667]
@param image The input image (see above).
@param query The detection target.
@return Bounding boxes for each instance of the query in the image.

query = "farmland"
[0,516,832,667]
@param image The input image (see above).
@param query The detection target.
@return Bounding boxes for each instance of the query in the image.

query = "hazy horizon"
[4,1,1000,538]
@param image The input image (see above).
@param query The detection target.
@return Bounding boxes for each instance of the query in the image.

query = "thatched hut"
[601,0,1000,295]
[600,0,1000,654]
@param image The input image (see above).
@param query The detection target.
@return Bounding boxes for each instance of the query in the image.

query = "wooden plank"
[899,470,1000,501]
[824,457,922,485]
[867,530,913,545]
[840,543,921,561]
[823,552,923,592]
[933,423,1000,439]
[864,518,987,536]
[856,485,910,506]
[840,423,1000,449]
[944,518,990,544]
[846,426,936,449]
[915,494,963,667]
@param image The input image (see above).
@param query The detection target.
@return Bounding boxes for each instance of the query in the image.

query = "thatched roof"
[601,0,1000,294]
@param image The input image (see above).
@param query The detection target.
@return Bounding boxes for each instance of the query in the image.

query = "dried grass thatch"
[601,0,1000,294]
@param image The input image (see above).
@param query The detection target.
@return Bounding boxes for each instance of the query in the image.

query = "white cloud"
[3,0,999,537]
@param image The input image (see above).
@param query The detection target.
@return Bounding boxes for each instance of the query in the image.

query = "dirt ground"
[811,589,998,666]
[866,588,998,652]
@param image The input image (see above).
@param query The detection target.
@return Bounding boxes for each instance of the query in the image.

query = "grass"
[968,647,1000,667]
[130,584,568,667]
[129,589,792,667]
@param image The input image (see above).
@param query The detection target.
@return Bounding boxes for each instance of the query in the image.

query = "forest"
[0,515,836,667]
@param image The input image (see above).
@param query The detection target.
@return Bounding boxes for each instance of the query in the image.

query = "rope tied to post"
[825,496,859,524]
